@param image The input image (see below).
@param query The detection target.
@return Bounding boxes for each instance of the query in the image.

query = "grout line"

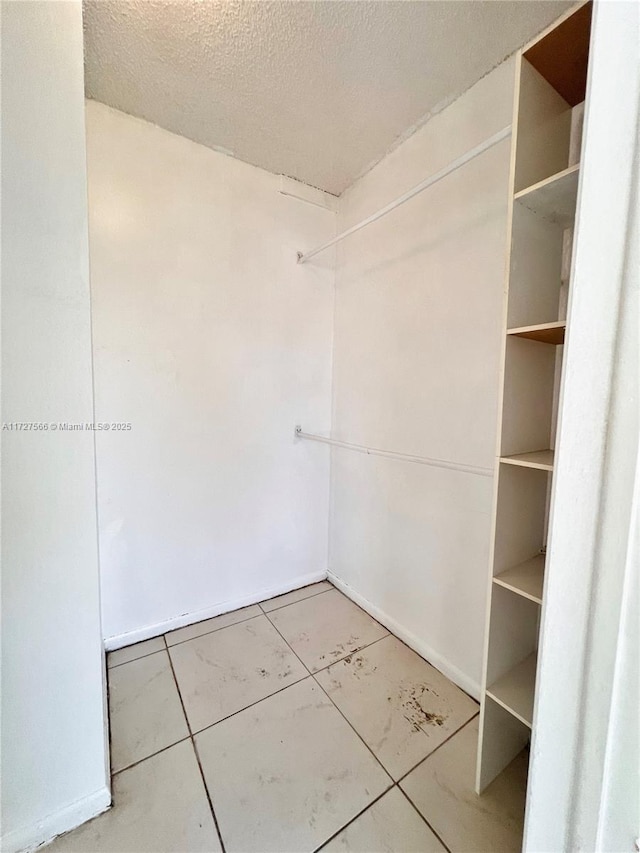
[395,712,480,786]
[398,786,453,853]
[163,635,227,853]
[308,631,390,675]
[184,617,390,739]
[191,735,227,853]
[311,672,395,786]
[163,633,191,738]
[261,609,402,851]
[190,674,312,737]
[312,787,391,852]
[107,647,167,669]
[262,594,391,677]
[110,735,192,777]
[261,608,394,786]
[261,612,313,676]
[165,612,264,649]
[259,584,333,614]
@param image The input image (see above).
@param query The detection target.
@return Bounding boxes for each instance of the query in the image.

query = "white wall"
[525,1,640,849]
[0,3,110,851]
[84,102,336,647]
[329,60,516,697]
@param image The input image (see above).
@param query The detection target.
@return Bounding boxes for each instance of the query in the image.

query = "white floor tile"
[165,604,262,646]
[267,589,388,673]
[321,787,446,852]
[169,614,308,732]
[47,740,221,852]
[315,634,478,779]
[400,717,527,852]
[260,581,333,612]
[195,678,392,853]
[108,649,189,773]
[90,589,522,853]
[107,637,165,668]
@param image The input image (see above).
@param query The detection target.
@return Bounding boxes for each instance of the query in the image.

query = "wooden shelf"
[487,653,537,728]
[507,321,565,345]
[494,555,545,604]
[501,450,554,471]
[514,164,579,226]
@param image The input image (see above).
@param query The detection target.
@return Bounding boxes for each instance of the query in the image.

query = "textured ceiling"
[83,0,571,195]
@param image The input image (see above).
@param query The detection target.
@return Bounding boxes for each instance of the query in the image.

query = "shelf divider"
[501,450,554,471]
[486,652,538,728]
[514,164,579,225]
[507,321,566,345]
[494,555,545,604]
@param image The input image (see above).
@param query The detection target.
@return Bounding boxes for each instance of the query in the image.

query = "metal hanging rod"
[295,426,493,477]
[296,125,512,265]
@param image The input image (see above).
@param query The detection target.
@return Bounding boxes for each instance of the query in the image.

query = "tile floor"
[49,581,527,853]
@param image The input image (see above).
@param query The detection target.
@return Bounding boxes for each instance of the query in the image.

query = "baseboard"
[328,570,480,701]
[104,569,329,650]
[1,786,111,853]
[103,567,480,699]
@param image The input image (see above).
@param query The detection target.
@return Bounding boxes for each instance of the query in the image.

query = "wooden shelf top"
[501,450,554,471]
[507,321,566,345]
[524,1,592,106]
[515,164,579,226]
[494,555,545,604]
[487,652,538,728]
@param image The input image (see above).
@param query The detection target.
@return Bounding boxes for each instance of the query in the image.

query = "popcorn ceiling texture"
[83,0,570,196]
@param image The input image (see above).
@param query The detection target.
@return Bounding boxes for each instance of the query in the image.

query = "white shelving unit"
[476,0,593,803]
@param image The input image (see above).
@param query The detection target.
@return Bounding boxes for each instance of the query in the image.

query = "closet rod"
[296,125,511,265]
[295,426,493,477]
